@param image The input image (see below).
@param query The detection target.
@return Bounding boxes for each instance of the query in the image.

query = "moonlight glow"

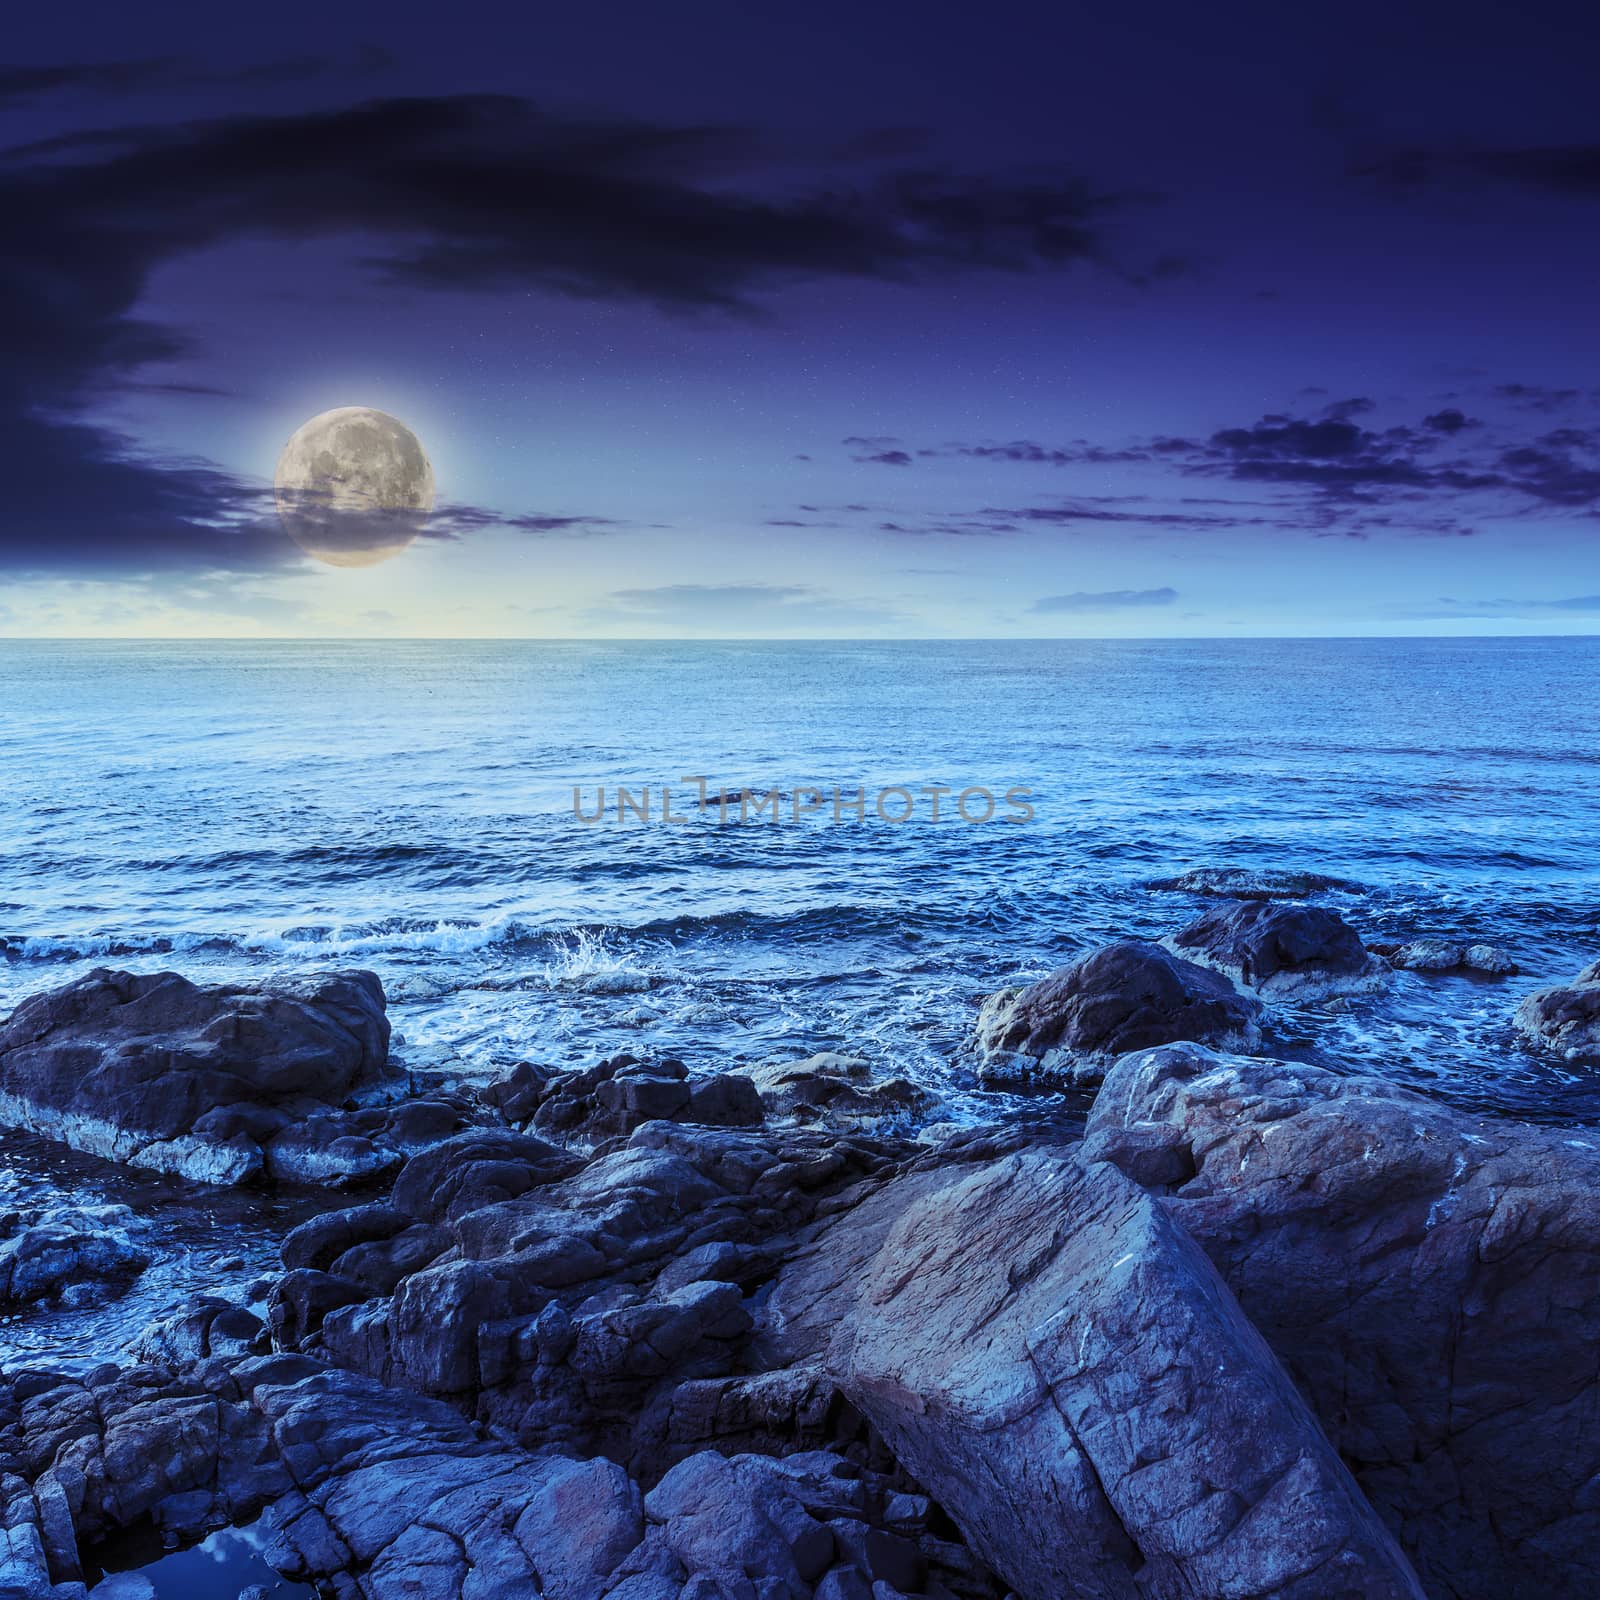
[273,407,435,568]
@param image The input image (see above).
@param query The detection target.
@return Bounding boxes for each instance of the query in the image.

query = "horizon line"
[1,633,1598,645]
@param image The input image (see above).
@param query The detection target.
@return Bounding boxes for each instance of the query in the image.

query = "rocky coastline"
[1,892,1598,1600]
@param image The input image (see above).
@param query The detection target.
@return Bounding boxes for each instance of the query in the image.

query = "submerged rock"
[1086,1042,1600,1599]
[1383,938,1518,975]
[1169,898,1386,996]
[0,1205,149,1311]
[973,940,1261,1087]
[1515,959,1600,1060]
[1148,865,1364,898]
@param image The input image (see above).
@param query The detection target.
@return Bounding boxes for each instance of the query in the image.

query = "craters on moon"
[274,407,435,568]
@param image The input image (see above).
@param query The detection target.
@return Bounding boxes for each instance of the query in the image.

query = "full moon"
[274,407,435,568]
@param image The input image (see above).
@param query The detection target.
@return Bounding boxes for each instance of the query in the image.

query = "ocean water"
[2,637,1599,1367]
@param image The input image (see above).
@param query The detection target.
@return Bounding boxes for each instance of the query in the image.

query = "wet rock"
[249,1365,645,1600]
[1148,865,1363,898]
[737,1056,940,1129]
[0,968,392,1185]
[771,1146,1422,1600]
[686,1074,766,1129]
[1087,1042,1600,1599]
[1464,942,1519,975]
[1383,938,1518,976]
[130,1299,265,1365]
[973,941,1261,1087]
[2,1469,84,1599]
[487,1055,766,1147]
[1515,959,1600,1060]
[388,1128,580,1222]
[281,1205,409,1274]
[0,1206,148,1311]
[7,1365,289,1553]
[1169,898,1386,996]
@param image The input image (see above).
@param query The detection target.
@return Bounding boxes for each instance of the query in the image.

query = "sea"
[2,636,1598,1373]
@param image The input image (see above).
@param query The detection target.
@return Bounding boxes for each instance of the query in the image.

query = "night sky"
[2,0,1597,637]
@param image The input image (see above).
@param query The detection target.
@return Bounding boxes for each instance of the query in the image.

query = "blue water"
[2,637,1598,1129]
[2,636,1599,1591]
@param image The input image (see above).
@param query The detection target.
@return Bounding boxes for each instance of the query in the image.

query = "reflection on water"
[89,1519,313,1599]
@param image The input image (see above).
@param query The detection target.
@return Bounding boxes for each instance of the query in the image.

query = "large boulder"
[768,1148,1424,1600]
[1515,958,1600,1060]
[973,940,1261,1087]
[0,968,393,1184]
[1086,1043,1600,1599]
[1169,899,1385,996]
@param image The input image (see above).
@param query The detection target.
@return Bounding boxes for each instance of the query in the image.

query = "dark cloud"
[870,497,1269,538]
[1492,383,1588,412]
[829,391,1600,543]
[1176,404,1600,519]
[1423,408,1478,434]
[1321,397,1376,421]
[1031,586,1178,613]
[1357,145,1600,197]
[844,435,912,465]
[874,437,1192,468]
[6,94,1132,313]
[0,92,1140,574]
[0,49,392,104]
[424,505,629,540]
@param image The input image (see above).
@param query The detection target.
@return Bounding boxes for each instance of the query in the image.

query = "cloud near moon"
[274,407,435,567]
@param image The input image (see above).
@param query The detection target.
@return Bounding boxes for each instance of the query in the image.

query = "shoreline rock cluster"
[0,945,1598,1599]
[974,894,1532,1089]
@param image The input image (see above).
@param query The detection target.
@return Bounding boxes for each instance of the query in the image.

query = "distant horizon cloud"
[587,582,903,632]
[1415,593,1600,618]
[1030,586,1179,613]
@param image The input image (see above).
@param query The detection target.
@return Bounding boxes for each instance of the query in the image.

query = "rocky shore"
[2,902,1598,1600]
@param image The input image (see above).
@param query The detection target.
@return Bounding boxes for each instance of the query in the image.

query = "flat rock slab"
[775,1147,1423,1600]
[0,968,394,1185]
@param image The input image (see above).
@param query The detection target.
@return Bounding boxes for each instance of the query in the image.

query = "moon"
[274,407,435,568]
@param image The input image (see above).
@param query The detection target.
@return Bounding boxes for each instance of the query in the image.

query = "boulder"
[0,968,391,1185]
[973,941,1260,1087]
[770,1147,1423,1599]
[1086,1043,1600,1599]
[1515,959,1600,1060]
[1169,899,1385,996]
